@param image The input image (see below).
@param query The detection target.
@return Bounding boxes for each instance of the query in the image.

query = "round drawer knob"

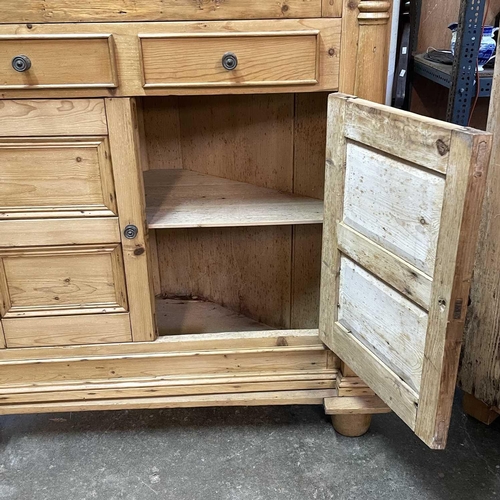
[124,224,139,239]
[221,52,238,71]
[12,55,32,72]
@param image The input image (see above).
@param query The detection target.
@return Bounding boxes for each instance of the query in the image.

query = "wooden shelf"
[156,298,273,335]
[144,169,324,228]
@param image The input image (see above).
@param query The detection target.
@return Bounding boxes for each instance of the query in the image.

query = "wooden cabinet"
[0,0,492,451]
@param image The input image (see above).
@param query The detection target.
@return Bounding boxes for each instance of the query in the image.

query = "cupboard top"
[0,0,343,23]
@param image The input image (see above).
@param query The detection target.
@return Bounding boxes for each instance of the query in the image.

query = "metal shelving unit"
[412,0,492,125]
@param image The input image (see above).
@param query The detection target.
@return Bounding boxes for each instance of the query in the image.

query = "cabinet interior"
[139,93,328,335]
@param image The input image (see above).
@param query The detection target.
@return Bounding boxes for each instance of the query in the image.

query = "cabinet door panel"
[0,245,127,317]
[0,243,132,348]
[0,137,117,218]
[320,95,491,449]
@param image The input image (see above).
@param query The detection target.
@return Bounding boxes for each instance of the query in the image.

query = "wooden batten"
[1,1,327,23]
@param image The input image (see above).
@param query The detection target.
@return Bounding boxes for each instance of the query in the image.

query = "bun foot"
[331,414,372,437]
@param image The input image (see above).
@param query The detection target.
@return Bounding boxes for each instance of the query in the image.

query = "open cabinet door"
[319,94,492,449]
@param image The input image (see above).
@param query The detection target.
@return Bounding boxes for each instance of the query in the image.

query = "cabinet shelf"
[156,298,273,335]
[144,169,324,229]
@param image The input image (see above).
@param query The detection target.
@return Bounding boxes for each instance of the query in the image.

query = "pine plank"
[459,56,500,410]
[324,395,391,414]
[3,313,132,348]
[1,1,323,23]
[105,98,157,342]
[156,298,272,335]
[145,169,323,228]
[0,390,336,416]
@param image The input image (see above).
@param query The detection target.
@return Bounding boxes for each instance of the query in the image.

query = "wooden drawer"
[140,32,320,88]
[0,244,132,347]
[0,35,117,90]
[0,137,117,218]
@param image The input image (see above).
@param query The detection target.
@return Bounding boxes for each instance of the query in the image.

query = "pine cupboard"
[0,0,492,450]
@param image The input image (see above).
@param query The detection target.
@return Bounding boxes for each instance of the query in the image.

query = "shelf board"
[144,169,324,228]
[156,298,274,335]
[413,53,493,97]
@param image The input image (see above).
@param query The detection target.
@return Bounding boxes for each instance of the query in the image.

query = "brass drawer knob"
[221,52,238,71]
[12,55,32,72]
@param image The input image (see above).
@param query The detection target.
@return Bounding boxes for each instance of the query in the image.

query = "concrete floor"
[0,392,499,500]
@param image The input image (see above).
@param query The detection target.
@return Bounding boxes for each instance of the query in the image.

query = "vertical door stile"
[105,98,157,342]
[319,94,349,349]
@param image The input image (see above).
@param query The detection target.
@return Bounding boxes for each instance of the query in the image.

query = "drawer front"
[0,137,117,218]
[0,35,117,90]
[0,243,132,347]
[140,32,319,88]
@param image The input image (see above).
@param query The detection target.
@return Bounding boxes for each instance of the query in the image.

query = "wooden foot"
[331,414,372,437]
[463,392,500,425]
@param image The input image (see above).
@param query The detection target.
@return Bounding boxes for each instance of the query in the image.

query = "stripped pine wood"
[0,245,128,317]
[0,20,341,98]
[0,330,325,363]
[415,129,492,448]
[105,98,157,342]
[156,298,272,335]
[144,169,323,228]
[336,375,375,397]
[0,321,6,349]
[0,372,336,396]
[3,313,132,348]
[324,395,391,414]
[329,322,419,427]
[141,33,319,88]
[1,1,324,23]
[0,36,117,90]
[338,0,393,104]
[0,99,107,137]
[0,218,120,248]
[459,55,500,412]
[291,93,328,329]
[0,345,331,386]
[344,99,455,173]
[337,222,432,310]
[322,0,343,17]
[338,257,428,392]
[0,137,117,218]
[0,379,336,405]
[148,230,161,296]
[320,94,491,448]
[0,390,336,416]
[175,94,295,190]
[142,97,183,170]
[157,226,292,329]
[343,141,445,276]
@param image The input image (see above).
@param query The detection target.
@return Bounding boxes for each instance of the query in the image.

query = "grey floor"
[0,391,499,500]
